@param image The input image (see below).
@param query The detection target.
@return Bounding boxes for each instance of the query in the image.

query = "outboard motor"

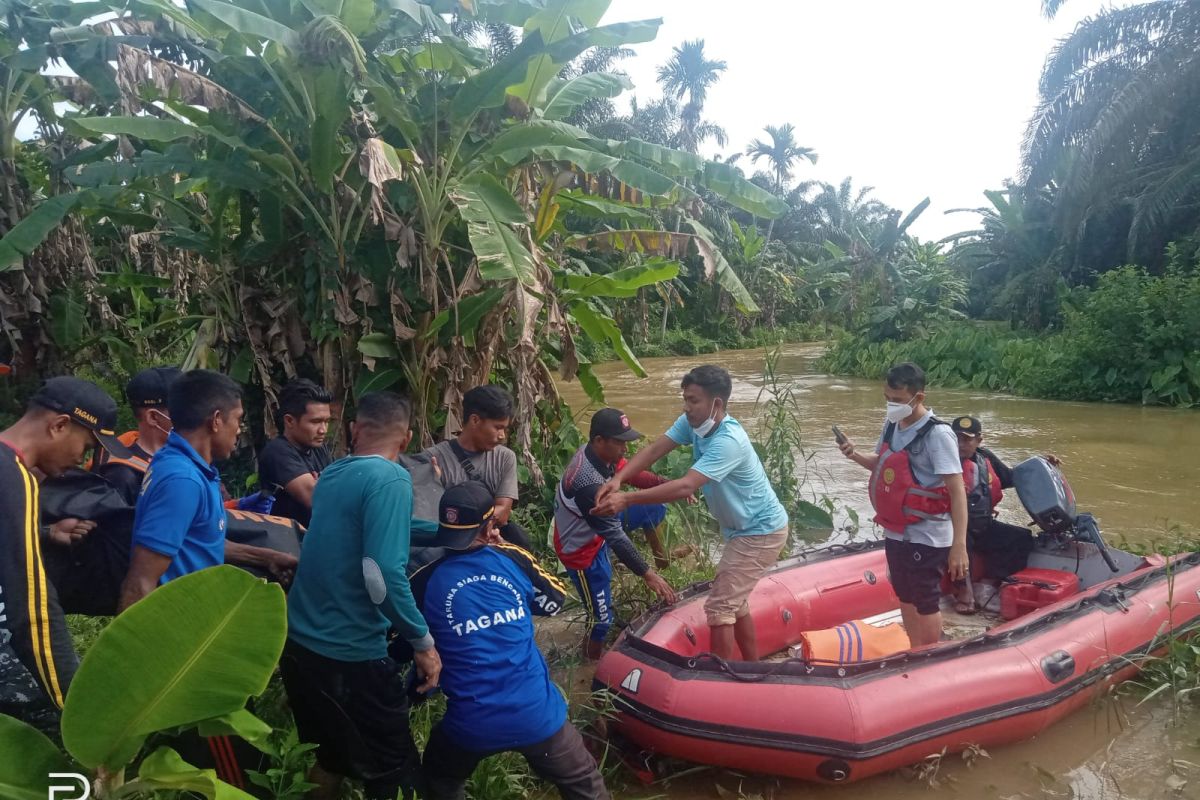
[1013,457,1119,573]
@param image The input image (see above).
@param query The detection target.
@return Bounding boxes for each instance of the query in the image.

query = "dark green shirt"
[287,455,432,660]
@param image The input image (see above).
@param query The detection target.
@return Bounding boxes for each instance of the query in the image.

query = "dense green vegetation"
[824,254,1200,406]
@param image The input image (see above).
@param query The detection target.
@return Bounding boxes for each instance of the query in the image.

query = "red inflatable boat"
[593,460,1200,784]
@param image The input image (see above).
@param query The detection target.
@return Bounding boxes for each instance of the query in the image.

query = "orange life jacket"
[799,621,911,664]
[89,430,150,473]
[869,419,951,535]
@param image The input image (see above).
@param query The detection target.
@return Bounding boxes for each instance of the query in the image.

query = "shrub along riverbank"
[578,321,829,363]
[821,265,1200,408]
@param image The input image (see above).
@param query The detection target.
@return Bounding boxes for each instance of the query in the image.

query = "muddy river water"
[556,343,1200,800]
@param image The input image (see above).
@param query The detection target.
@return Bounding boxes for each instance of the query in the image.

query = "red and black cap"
[437,480,496,550]
[589,407,641,442]
[952,416,982,437]
[31,376,133,459]
[126,366,182,409]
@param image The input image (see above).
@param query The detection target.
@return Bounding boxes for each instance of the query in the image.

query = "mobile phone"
[832,425,847,445]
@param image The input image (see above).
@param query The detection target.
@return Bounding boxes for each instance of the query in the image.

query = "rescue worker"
[257,378,333,526]
[0,377,132,733]
[119,370,296,611]
[93,366,181,504]
[282,391,440,800]
[553,409,677,660]
[838,363,968,647]
[951,415,1058,612]
[414,481,610,800]
[594,365,789,661]
[423,385,533,551]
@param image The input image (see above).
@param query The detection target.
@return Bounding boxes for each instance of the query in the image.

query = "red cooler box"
[1000,568,1081,620]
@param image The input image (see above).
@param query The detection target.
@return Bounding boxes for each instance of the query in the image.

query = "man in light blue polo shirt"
[594,365,788,660]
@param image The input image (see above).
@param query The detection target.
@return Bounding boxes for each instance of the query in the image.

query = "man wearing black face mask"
[594,366,789,662]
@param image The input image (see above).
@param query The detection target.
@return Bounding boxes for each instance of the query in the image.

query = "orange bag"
[799,620,911,664]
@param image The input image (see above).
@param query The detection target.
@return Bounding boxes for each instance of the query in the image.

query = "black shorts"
[279,640,419,800]
[885,539,949,616]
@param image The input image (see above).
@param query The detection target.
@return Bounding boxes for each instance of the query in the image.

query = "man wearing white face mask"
[92,366,183,505]
[838,362,968,647]
[594,365,788,661]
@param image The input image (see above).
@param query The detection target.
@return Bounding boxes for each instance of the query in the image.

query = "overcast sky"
[604,0,1129,241]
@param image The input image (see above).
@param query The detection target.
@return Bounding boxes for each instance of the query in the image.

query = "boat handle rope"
[688,653,809,682]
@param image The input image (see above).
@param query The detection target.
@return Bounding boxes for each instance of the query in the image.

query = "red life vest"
[963,452,1003,521]
[869,419,952,535]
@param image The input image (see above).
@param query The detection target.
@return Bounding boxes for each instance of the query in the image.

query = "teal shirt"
[287,455,432,661]
[666,414,789,539]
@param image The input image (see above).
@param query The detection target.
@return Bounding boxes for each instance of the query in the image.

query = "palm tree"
[656,39,728,153]
[1024,0,1200,266]
[746,124,818,239]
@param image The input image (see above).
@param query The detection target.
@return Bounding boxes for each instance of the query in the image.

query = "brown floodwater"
[555,343,1200,800]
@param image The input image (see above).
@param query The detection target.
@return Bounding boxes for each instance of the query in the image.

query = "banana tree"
[0,0,785,479]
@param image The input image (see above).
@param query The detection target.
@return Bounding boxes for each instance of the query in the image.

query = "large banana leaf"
[67,150,268,192]
[613,139,787,218]
[426,287,507,342]
[190,0,300,48]
[542,72,631,120]
[686,219,761,314]
[476,119,600,162]
[543,19,662,68]
[559,259,679,299]
[60,566,287,770]
[453,175,536,285]
[0,715,77,800]
[555,191,651,225]
[701,160,788,219]
[0,191,88,270]
[467,0,551,25]
[71,117,295,181]
[507,0,610,106]
[489,144,679,198]
[451,30,546,118]
[567,227,760,314]
[570,300,645,377]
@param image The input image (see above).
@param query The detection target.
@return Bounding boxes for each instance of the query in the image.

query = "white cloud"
[604,0,1131,241]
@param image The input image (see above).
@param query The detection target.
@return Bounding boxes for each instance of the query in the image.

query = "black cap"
[589,408,641,442]
[126,366,182,410]
[31,377,133,459]
[437,481,496,550]
[952,416,982,437]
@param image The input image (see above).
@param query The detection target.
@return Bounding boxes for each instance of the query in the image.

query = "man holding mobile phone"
[838,363,968,647]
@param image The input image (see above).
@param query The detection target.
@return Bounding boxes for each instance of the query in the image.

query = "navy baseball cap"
[127,366,182,409]
[31,376,132,458]
[437,481,496,550]
[589,408,641,442]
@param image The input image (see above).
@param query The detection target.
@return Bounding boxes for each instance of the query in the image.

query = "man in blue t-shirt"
[413,481,609,800]
[125,369,235,595]
[594,365,789,661]
[119,370,293,610]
